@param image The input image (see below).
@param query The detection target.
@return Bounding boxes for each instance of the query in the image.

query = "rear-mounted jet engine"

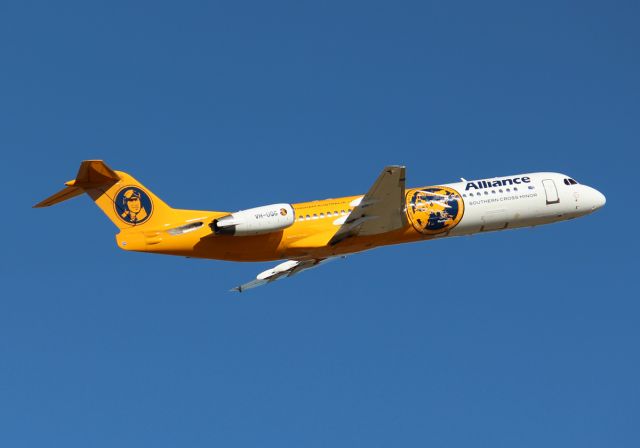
[210,203,295,236]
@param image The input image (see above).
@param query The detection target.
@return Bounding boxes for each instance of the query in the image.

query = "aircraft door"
[481,209,508,231]
[542,179,560,204]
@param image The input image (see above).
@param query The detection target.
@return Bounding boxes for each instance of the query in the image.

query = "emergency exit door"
[542,179,560,204]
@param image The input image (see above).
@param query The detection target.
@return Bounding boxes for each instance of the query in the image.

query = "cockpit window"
[564,178,579,185]
[569,178,578,185]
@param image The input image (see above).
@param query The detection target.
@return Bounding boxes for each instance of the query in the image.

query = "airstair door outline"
[542,179,559,204]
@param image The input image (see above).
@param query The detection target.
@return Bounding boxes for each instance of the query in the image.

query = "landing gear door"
[542,179,560,204]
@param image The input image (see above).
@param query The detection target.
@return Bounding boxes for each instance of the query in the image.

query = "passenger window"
[491,190,496,194]
[320,213,324,218]
[506,188,510,192]
[312,214,318,219]
[484,191,489,195]
[499,189,503,193]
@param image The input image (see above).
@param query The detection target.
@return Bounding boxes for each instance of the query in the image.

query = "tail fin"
[34,160,174,230]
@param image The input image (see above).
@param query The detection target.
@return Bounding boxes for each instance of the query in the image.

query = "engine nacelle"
[211,203,295,236]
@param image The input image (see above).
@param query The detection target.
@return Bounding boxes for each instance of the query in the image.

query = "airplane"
[34,160,606,291]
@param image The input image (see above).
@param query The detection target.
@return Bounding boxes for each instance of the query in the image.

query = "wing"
[329,165,406,245]
[231,258,340,292]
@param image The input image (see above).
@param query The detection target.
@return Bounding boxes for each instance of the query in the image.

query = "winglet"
[33,160,121,208]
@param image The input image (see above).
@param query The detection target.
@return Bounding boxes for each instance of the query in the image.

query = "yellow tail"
[34,160,176,230]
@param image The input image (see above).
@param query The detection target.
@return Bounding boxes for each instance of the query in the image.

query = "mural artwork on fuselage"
[405,186,464,235]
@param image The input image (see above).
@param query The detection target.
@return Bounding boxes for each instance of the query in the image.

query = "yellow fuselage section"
[116,194,426,262]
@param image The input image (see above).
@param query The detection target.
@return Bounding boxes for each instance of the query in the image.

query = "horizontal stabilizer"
[33,160,121,208]
[33,185,84,208]
[70,160,120,187]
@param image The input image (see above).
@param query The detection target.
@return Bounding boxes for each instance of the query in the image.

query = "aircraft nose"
[587,186,606,211]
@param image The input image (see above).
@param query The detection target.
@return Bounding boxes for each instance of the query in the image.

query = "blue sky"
[1,1,638,446]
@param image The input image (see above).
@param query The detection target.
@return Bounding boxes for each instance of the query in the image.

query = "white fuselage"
[444,172,605,236]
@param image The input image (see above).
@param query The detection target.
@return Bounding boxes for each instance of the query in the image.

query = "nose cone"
[587,187,606,211]
[595,190,606,208]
